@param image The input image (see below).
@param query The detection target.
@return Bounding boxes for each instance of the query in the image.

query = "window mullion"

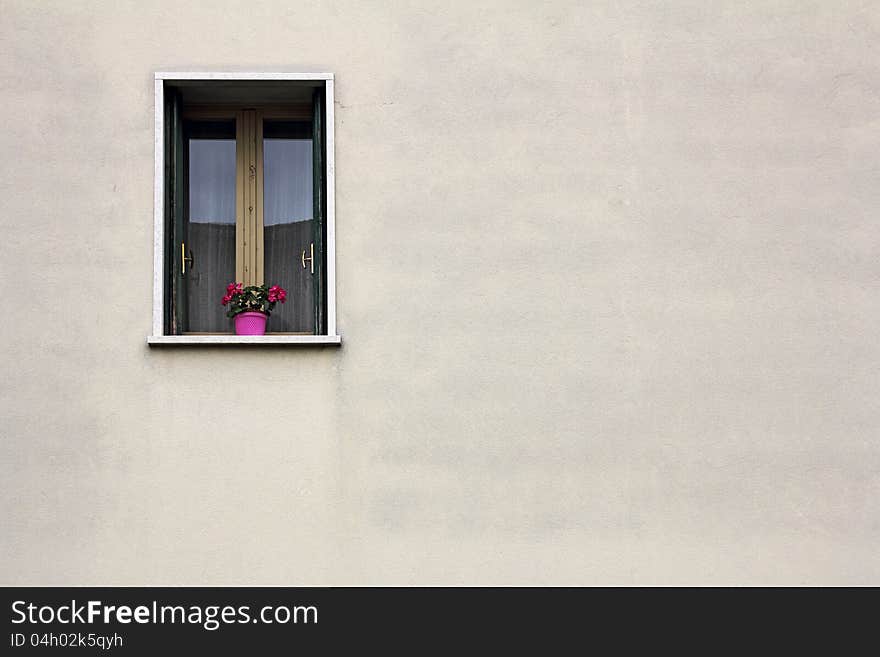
[246,110,256,286]
[235,109,262,287]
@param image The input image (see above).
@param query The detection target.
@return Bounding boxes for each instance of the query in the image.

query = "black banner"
[0,587,871,654]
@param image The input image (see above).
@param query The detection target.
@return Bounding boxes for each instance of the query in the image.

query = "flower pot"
[234,311,268,336]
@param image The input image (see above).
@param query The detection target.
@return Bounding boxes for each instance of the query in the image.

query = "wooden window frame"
[183,105,311,288]
[148,72,340,346]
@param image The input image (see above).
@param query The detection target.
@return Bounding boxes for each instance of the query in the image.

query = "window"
[149,73,339,345]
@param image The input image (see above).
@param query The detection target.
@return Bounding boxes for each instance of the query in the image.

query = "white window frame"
[148,71,340,346]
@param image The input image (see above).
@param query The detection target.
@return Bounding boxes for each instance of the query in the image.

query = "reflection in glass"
[190,140,236,224]
[263,121,314,333]
[186,125,236,332]
[264,139,313,225]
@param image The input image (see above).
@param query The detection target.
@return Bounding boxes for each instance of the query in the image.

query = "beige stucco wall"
[1,0,878,585]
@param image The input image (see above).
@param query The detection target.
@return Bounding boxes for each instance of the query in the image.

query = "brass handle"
[181,242,194,274]
[301,243,314,274]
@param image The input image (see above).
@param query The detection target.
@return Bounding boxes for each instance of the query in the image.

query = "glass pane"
[263,121,314,333]
[186,125,236,332]
[190,140,236,225]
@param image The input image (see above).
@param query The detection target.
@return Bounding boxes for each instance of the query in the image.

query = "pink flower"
[268,285,287,303]
[221,294,232,306]
[226,282,243,296]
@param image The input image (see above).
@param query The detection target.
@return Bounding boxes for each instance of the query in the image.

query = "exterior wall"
[1,0,878,585]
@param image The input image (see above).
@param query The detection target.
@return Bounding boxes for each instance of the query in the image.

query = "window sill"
[147,335,341,346]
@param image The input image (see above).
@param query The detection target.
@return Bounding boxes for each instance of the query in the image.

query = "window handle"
[181,242,194,274]
[301,243,314,274]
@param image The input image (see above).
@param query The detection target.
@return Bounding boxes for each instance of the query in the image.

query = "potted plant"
[221,282,287,335]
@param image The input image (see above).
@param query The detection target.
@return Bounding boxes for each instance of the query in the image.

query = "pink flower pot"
[234,311,268,336]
